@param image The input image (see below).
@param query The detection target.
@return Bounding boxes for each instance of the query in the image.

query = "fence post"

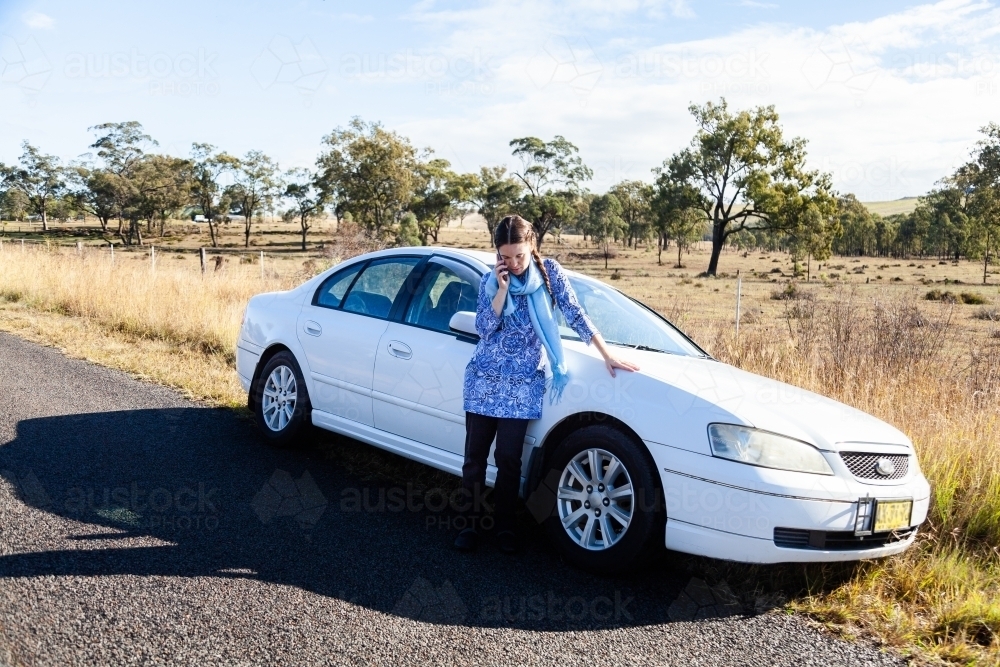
[151,245,155,270]
[110,242,114,264]
[735,269,742,338]
[76,241,82,255]
[21,239,24,252]
[260,250,264,279]
[200,247,206,275]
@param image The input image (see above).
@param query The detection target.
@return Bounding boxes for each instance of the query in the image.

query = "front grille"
[774,526,915,550]
[840,452,909,480]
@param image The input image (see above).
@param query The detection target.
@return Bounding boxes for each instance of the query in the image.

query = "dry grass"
[1,229,1000,664]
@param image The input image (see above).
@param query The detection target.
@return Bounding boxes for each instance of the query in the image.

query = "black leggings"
[461,411,529,533]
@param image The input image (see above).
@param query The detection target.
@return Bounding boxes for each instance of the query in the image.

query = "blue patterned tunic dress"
[463,258,598,420]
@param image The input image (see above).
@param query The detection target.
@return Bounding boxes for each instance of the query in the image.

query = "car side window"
[404,258,480,333]
[342,257,421,319]
[314,263,363,309]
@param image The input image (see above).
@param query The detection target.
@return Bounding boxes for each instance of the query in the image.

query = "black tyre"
[251,351,312,447]
[540,425,664,573]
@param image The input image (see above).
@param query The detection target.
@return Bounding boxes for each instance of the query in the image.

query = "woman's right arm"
[476,273,502,338]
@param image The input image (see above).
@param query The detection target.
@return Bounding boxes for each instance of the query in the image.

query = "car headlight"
[707,424,833,475]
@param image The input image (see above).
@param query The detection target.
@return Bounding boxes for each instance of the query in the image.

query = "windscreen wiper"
[606,341,674,355]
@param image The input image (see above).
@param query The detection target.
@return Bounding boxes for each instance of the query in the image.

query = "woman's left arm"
[546,259,640,378]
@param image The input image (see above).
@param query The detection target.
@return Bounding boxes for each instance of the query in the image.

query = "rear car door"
[371,255,481,454]
[297,255,423,426]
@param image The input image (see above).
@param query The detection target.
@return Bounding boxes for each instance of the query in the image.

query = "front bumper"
[647,442,930,563]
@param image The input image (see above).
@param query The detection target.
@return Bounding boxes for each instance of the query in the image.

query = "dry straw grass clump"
[693,288,1000,663]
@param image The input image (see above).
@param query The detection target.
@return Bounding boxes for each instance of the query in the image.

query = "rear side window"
[314,263,363,309]
[342,257,421,319]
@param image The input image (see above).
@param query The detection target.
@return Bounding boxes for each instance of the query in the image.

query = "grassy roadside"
[1,239,998,664]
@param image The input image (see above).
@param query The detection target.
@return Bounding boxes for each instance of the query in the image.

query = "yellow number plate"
[874,499,912,533]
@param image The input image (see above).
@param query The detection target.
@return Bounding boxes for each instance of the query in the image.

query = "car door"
[372,255,481,454]
[297,255,423,426]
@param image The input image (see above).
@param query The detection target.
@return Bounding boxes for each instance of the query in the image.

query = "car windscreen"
[556,274,705,357]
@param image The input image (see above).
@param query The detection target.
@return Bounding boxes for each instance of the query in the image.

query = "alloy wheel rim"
[261,365,297,432]
[556,448,634,551]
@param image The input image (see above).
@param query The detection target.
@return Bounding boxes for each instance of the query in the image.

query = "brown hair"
[494,214,554,303]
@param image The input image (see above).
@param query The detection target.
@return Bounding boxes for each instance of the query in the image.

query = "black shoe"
[496,530,518,555]
[453,528,479,552]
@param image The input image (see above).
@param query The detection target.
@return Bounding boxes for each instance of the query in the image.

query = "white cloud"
[391,0,1000,200]
[22,11,54,29]
[739,0,778,9]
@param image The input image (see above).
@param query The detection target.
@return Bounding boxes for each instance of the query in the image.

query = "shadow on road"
[0,408,711,629]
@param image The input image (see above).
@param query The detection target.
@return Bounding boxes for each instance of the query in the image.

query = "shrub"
[771,282,812,300]
[960,292,988,305]
[974,307,1000,321]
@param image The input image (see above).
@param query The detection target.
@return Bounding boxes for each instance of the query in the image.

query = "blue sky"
[1,0,998,200]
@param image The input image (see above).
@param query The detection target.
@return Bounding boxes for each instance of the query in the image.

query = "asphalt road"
[0,331,907,666]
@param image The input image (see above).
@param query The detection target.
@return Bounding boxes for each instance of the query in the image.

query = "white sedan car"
[236,246,929,570]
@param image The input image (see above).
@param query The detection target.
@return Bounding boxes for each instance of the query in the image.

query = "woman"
[455,215,640,554]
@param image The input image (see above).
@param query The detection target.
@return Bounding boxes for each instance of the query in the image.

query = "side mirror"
[449,311,479,338]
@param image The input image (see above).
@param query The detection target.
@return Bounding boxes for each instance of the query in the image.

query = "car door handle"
[304,320,322,336]
[387,340,412,360]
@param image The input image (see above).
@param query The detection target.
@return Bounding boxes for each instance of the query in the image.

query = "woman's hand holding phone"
[494,255,510,292]
[490,254,510,317]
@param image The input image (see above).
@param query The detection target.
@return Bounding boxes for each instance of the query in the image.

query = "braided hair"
[494,215,555,304]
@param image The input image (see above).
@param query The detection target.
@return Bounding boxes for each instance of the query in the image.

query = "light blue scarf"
[484,259,569,404]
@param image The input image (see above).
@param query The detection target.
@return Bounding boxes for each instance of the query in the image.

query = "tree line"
[1,100,997,278]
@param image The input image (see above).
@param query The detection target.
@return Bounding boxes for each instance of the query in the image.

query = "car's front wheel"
[542,425,664,572]
[251,351,312,447]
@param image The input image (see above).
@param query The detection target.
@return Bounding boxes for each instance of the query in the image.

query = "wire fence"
[0,236,294,279]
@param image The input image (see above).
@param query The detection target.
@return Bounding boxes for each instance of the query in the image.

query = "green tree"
[588,193,625,269]
[0,186,29,221]
[959,123,1000,284]
[651,169,704,266]
[663,99,835,275]
[0,142,67,231]
[284,168,328,251]
[189,143,237,248]
[317,117,421,238]
[608,180,653,248]
[226,151,282,248]
[68,166,119,233]
[509,135,592,247]
[469,166,523,237]
[87,121,157,241]
[410,158,458,244]
[395,211,422,247]
[832,194,876,256]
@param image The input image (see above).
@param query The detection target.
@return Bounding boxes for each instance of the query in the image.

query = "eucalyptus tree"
[469,165,523,237]
[509,135,592,247]
[0,142,67,231]
[189,143,237,248]
[87,121,157,238]
[662,99,835,275]
[608,180,653,248]
[227,150,282,248]
[316,117,421,238]
[283,168,328,251]
[588,193,625,269]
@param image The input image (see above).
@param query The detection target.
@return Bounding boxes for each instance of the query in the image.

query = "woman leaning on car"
[453,214,639,555]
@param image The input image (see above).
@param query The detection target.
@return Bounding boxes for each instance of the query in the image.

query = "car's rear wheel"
[542,425,663,572]
[252,351,311,447]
